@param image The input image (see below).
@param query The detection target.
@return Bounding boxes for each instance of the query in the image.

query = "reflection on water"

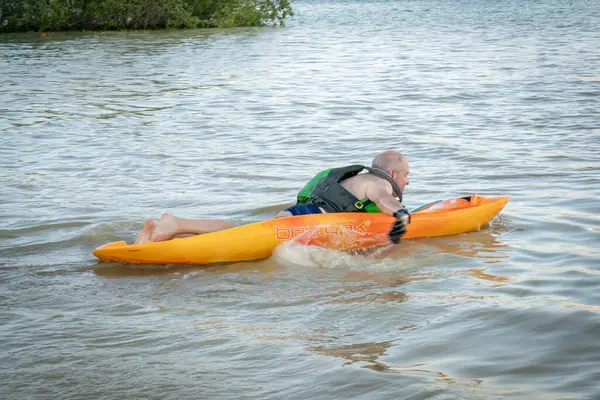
[321,290,407,305]
[311,340,392,365]
[464,269,509,284]
[92,262,190,278]
[92,257,282,278]
[310,340,485,390]
[429,233,510,261]
[561,302,600,314]
[364,362,485,389]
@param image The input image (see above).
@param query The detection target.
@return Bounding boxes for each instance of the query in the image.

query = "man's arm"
[364,180,404,216]
[364,180,410,244]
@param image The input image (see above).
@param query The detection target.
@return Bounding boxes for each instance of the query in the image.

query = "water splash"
[290,223,389,251]
[272,224,393,270]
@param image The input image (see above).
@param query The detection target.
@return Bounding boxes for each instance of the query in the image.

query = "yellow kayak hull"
[93,194,510,265]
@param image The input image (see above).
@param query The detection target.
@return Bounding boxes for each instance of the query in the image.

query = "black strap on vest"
[307,164,403,213]
[363,166,404,203]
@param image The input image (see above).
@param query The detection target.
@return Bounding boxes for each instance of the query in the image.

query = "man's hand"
[389,208,411,244]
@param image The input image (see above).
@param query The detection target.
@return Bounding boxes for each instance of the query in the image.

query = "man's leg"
[149,213,234,242]
[134,213,234,244]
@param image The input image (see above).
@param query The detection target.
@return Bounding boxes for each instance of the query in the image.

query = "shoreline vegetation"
[0,0,293,32]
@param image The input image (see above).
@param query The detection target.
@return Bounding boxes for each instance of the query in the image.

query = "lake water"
[1,0,599,398]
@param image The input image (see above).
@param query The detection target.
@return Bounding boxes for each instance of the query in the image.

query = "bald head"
[372,150,410,192]
[372,151,407,173]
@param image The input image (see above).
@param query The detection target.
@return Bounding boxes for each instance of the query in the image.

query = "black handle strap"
[363,167,404,204]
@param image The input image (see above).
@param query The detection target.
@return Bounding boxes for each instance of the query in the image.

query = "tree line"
[0,0,293,32]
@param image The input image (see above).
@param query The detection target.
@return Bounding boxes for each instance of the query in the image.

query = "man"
[135,150,411,244]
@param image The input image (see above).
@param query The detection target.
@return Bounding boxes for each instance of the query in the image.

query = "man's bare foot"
[135,218,157,244]
[150,213,180,242]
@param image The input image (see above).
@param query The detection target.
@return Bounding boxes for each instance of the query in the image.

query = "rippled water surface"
[1,0,600,399]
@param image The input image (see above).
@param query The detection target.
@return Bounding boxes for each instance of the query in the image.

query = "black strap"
[363,167,404,204]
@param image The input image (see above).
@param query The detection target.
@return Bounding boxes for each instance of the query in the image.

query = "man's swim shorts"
[281,204,323,216]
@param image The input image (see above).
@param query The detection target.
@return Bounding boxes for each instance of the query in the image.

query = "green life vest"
[296,164,403,213]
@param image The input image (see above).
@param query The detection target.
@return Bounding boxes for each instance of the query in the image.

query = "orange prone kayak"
[93,194,509,265]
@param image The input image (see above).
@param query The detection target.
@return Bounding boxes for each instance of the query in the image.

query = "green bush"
[0,0,293,32]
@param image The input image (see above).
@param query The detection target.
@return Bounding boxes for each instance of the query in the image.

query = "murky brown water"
[1,0,599,398]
